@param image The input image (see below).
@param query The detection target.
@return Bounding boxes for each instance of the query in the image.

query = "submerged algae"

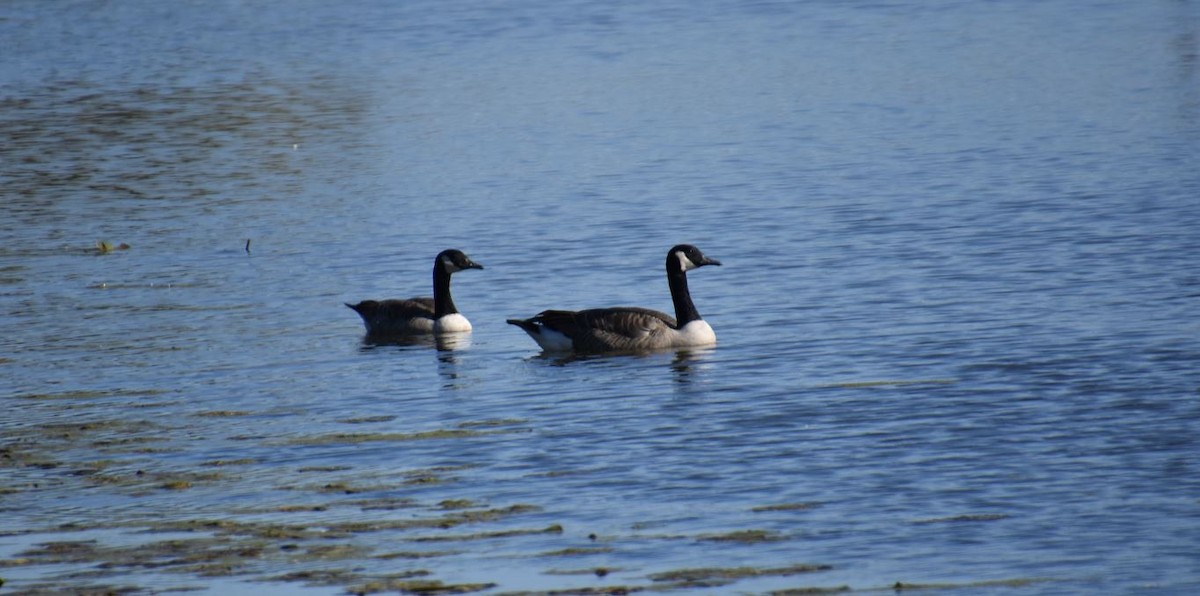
[648,563,832,584]
[697,529,787,543]
[890,578,1052,591]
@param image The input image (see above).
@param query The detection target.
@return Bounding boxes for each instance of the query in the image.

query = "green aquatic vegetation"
[193,410,253,417]
[141,539,263,564]
[508,584,646,594]
[322,504,542,534]
[39,419,165,435]
[283,428,507,445]
[524,469,585,478]
[455,418,528,428]
[649,563,833,585]
[245,524,318,540]
[315,520,420,534]
[347,578,495,595]
[542,566,618,577]
[345,497,419,511]
[409,524,563,543]
[439,504,540,524]
[12,582,140,594]
[291,543,371,561]
[412,464,481,475]
[16,417,172,464]
[405,474,448,486]
[0,265,25,287]
[263,567,374,587]
[261,566,478,594]
[373,550,459,560]
[18,389,149,401]
[821,379,957,389]
[538,546,615,557]
[90,435,170,448]
[891,578,1050,591]
[183,562,244,577]
[697,529,786,543]
[628,522,656,531]
[143,519,242,533]
[273,504,329,513]
[752,502,822,513]
[86,469,224,491]
[769,587,850,594]
[166,503,543,539]
[286,465,478,494]
[912,514,1010,524]
[296,465,352,472]
[303,477,436,494]
[66,462,112,476]
[16,535,271,578]
[120,446,181,455]
[337,415,398,424]
[311,481,396,494]
[144,519,321,541]
[437,499,478,509]
[0,443,66,473]
[18,540,99,560]
[11,521,510,593]
[200,458,258,467]
[125,400,182,410]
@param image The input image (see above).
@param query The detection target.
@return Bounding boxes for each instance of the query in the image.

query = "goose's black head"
[436,249,484,274]
[667,244,722,273]
[345,300,379,317]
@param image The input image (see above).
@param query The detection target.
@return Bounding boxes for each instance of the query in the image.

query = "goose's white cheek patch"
[676,251,698,272]
[441,257,462,273]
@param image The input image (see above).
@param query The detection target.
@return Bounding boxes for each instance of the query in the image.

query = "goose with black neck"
[507,244,722,353]
[346,249,483,337]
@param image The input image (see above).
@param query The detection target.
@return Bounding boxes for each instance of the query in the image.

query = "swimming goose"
[507,244,722,353]
[346,249,483,336]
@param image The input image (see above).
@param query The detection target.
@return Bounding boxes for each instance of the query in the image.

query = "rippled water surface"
[3,1,1200,594]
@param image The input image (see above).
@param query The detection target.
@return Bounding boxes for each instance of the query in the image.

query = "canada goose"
[346,249,483,336]
[507,244,722,353]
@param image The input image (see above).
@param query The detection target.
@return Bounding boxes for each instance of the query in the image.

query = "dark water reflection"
[3,0,1200,594]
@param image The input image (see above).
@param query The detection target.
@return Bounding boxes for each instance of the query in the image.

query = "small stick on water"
[245,239,252,254]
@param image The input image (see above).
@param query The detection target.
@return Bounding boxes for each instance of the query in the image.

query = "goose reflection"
[670,346,715,385]
[357,331,473,352]
[435,332,472,352]
[435,334,474,389]
[524,345,716,371]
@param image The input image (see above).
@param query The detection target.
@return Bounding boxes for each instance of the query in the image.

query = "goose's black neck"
[667,263,702,328]
[432,266,458,317]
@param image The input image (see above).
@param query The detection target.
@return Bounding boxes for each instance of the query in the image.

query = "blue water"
[2,0,1199,593]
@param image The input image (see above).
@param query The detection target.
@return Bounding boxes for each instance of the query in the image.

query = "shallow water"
[2,0,1200,594]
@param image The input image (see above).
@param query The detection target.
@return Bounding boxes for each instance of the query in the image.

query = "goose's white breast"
[434,313,472,333]
[673,319,716,347]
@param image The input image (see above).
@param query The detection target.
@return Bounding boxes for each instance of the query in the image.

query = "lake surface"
[3,0,1199,593]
